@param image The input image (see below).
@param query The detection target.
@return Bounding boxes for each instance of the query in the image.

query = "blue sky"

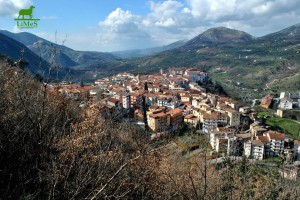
[1,0,300,52]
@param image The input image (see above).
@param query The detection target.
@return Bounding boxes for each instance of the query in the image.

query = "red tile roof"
[149,112,168,118]
[144,93,157,97]
[265,131,285,140]
[184,114,196,119]
[168,108,183,116]
[148,85,160,88]
[77,86,96,91]
[203,113,219,119]
[258,136,270,143]
[260,94,274,107]
[107,98,119,104]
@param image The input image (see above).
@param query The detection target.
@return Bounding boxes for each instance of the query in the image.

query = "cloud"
[100,8,141,35]
[0,0,33,17]
[186,0,300,24]
[146,0,183,27]
[91,0,300,51]
[97,8,155,51]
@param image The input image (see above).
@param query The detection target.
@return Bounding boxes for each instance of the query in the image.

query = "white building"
[203,113,218,133]
[192,99,201,108]
[121,94,131,109]
[148,85,161,93]
[112,93,131,110]
[210,128,234,155]
[244,140,264,160]
[278,98,293,110]
[184,69,208,83]
[257,136,271,157]
[157,98,179,109]
[244,141,252,158]
[169,68,186,75]
[263,131,285,156]
[251,140,265,160]
[280,91,300,108]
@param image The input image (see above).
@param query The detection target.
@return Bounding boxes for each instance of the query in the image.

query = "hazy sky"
[1,0,300,52]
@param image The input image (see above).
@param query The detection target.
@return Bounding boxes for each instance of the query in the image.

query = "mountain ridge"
[260,23,300,40]
[0,30,120,69]
[181,27,255,49]
[114,24,300,98]
[0,32,49,75]
[0,32,81,80]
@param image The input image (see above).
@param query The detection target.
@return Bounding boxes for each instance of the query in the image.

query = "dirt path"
[265,79,277,89]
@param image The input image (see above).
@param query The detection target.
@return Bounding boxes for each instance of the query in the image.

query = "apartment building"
[130,92,143,109]
[184,114,198,128]
[251,140,265,160]
[244,140,264,160]
[147,112,170,132]
[184,69,208,82]
[225,108,240,126]
[263,131,285,156]
[168,108,184,131]
[210,127,234,153]
[202,113,218,133]
[148,85,161,93]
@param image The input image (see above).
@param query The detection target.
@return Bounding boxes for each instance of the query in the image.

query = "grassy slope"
[258,110,300,139]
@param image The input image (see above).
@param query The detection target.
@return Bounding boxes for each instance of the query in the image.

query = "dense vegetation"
[0,60,300,199]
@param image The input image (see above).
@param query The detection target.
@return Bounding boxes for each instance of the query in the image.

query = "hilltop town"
[53,68,300,162]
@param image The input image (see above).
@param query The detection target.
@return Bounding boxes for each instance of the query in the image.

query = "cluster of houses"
[260,91,300,117]
[52,68,300,161]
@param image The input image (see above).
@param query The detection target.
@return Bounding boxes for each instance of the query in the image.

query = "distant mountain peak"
[203,26,247,34]
[182,27,254,49]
